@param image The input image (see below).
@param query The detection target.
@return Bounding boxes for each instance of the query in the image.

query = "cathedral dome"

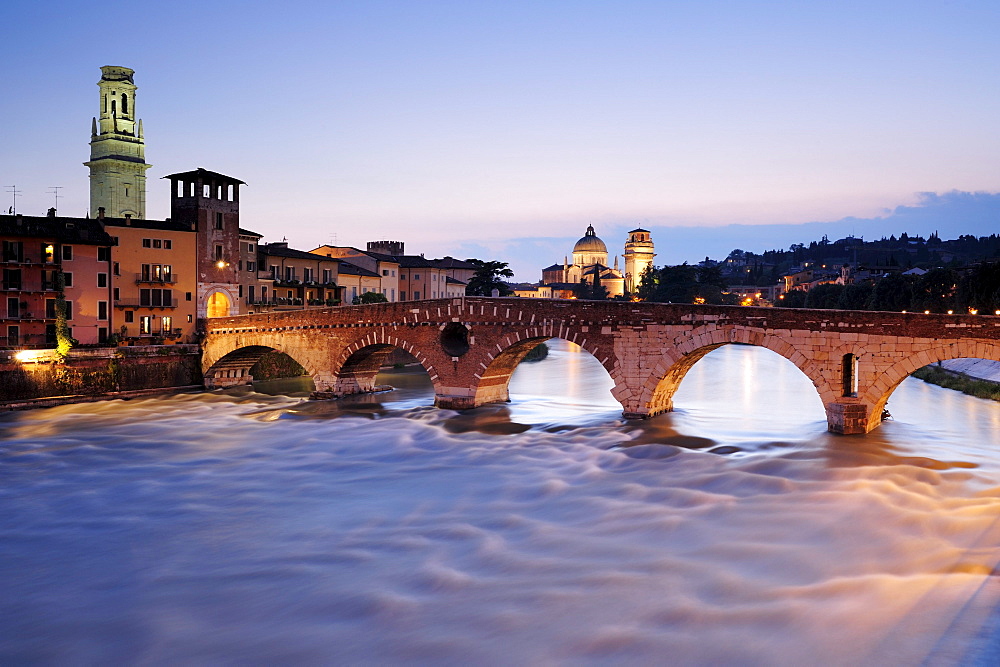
[573,225,608,254]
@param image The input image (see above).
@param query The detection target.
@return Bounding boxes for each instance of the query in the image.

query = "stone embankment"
[0,345,202,409]
[940,358,1000,383]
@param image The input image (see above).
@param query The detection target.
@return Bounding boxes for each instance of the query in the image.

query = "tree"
[867,273,913,312]
[54,271,76,357]
[779,290,808,308]
[353,291,388,305]
[911,268,957,313]
[836,283,874,310]
[465,259,514,296]
[804,283,844,309]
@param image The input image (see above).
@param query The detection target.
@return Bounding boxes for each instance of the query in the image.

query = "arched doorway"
[207,291,231,318]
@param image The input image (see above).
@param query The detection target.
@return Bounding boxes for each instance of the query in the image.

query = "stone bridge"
[202,297,1000,434]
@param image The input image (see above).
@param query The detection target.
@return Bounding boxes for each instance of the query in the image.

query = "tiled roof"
[260,243,342,263]
[0,214,116,245]
[337,261,381,278]
[103,216,193,233]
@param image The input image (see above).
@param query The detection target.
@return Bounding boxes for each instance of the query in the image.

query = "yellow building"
[103,212,197,342]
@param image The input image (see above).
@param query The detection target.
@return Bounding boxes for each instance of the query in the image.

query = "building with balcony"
[257,242,343,309]
[103,211,197,342]
[0,211,115,347]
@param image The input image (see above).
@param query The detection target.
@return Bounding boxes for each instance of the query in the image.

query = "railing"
[114,298,177,308]
[135,273,177,284]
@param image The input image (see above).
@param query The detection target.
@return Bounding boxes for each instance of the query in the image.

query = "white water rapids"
[2,340,1000,664]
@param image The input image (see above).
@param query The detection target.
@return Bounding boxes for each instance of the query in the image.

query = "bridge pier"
[825,402,874,435]
[434,386,479,410]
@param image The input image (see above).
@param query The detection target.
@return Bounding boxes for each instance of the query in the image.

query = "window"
[247,261,256,273]
[61,245,73,261]
[248,285,255,302]
[124,310,134,323]
[142,238,151,248]
[98,247,111,262]
[414,291,420,299]
[3,269,22,290]
[215,212,223,229]
[113,288,120,300]
[139,289,170,307]
[98,301,108,320]
[433,274,437,282]
[322,269,331,283]
[413,273,420,280]
[7,297,18,318]
[400,291,406,300]
[152,239,162,249]
[160,316,172,334]
[64,301,73,320]
[383,269,389,276]
[215,245,223,261]
[187,314,193,323]
[139,315,152,335]
[186,292,192,301]
[303,268,313,282]
[113,262,120,276]
[842,354,858,397]
[3,241,24,262]
[98,327,108,344]
[164,240,172,250]
[203,185,211,198]
[7,326,18,346]
[43,244,55,263]
[62,272,73,287]
[238,285,243,297]
[285,266,295,281]
[97,273,108,288]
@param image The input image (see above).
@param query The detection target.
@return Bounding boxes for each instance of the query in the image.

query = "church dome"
[573,225,608,254]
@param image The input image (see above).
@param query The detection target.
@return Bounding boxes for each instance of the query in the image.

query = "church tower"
[84,66,151,219]
[624,228,655,294]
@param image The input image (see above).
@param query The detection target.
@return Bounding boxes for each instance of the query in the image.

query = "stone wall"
[0,345,202,403]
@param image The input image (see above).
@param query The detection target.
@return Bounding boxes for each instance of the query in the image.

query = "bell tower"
[624,228,655,294]
[84,66,151,219]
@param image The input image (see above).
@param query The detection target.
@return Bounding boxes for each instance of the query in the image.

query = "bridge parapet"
[203,298,1000,434]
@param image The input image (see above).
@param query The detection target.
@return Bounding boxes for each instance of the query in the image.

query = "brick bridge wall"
[202,297,1000,434]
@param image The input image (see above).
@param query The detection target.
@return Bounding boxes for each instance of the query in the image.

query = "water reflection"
[3,340,999,662]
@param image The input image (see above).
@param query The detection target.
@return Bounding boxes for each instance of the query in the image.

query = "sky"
[2,0,999,281]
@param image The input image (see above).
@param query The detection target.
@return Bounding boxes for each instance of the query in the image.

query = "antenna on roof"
[328,232,338,247]
[5,185,21,215]
[47,186,63,213]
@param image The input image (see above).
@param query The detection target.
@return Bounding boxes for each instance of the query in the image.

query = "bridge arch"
[203,344,314,389]
[468,325,620,408]
[329,333,441,398]
[637,325,828,417]
[861,340,1000,433]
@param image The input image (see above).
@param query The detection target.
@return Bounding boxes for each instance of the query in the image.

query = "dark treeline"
[725,232,1000,288]
[636,264,737,305]
[779,263,1000,313]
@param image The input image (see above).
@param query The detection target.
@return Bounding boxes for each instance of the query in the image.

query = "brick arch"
[204,344,316,389]
[469,324,617,408]
[861,339,1000,432]
[637,324,827,416]
[328,330,441,397]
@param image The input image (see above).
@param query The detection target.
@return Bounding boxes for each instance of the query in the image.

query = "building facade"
[103,213,198,342]
[0,212,115,347]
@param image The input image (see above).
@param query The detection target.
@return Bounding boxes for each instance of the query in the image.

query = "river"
[2,340,1000,664]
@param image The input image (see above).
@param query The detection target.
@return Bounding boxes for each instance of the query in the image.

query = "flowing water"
[2,340,1000,664]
